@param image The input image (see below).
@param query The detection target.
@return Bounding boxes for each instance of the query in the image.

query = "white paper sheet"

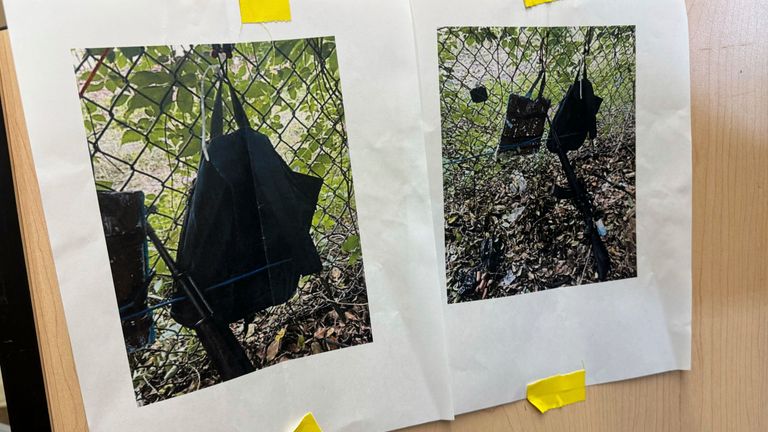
[409,0,692,414]
[3,0,454,430]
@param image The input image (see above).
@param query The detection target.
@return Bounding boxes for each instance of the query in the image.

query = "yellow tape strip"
[526,369,586,413]
[293,413,323,432]
[239,0,292,23]
[524,0,557,8]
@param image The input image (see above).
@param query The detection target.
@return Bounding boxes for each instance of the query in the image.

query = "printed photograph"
[73,37,371,405]
[438,26,637,304]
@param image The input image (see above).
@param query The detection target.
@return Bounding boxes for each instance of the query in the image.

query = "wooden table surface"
[2,0,767,430]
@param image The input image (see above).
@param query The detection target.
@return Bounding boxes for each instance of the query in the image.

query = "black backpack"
[171,80,323,327]
[498,69,551,157]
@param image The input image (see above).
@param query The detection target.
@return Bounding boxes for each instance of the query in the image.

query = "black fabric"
[172,79,323,327]
[545,77,603,154]
[497,69,550,156]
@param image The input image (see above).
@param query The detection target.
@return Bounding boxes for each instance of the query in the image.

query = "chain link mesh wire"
[73,37,371,404]
[438,26,637,303]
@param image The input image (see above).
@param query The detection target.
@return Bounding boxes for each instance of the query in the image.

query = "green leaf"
[341,234,360,253]
[327,53,339,75]
[131,70,173,87]
[136,118,151,133]
[140,85,171,105]
[127,94,153,111]
[95,180,113,191]
[121,130,143,144]
[120,46,143,59]
[321,39,335,60]
[112,92,129,108]
[86,80,104,92]
[176,87,194,114]
[177,70,198,88]
[296,148,314,163]
[86,48,105,58]
[310,153,331,176]
[179,135,201,158]
[105,79,118,92]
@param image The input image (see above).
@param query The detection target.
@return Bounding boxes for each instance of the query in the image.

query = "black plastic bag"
[172,80,323,327]
[545,76,603,154]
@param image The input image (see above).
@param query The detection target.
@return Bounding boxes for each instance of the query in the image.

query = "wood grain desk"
[1,0,766,430]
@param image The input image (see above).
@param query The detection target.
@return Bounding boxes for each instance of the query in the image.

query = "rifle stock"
[589,227,611,281]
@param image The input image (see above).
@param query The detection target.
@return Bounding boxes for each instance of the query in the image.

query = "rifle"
[545,115,611,281]
[146,224,254,380]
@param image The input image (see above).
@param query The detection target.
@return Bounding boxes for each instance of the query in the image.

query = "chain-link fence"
[438,26,637,303]
[73,37,371,404]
